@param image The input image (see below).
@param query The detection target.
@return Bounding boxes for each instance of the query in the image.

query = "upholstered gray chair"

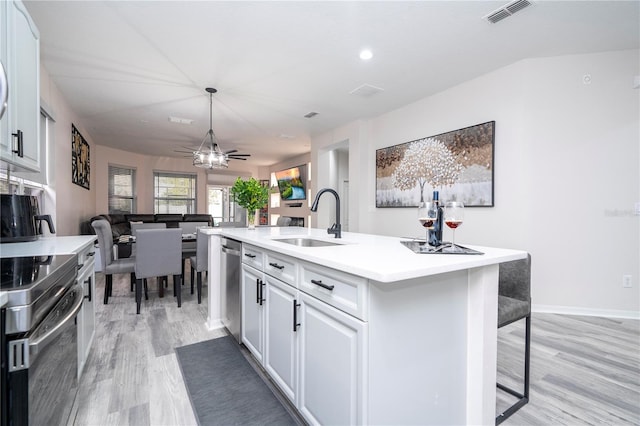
[496,253,531,425]
[276,216,292,226]
[131,222,166,236]
[91,219,136,304]
[179,221,207,281]
[189,228,210,304]
[134,228,182,314]
[130,222,166,261]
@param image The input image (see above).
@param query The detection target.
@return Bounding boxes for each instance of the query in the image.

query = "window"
[154,172,196,214]
[0,172,44,196]
[108,165,136,214]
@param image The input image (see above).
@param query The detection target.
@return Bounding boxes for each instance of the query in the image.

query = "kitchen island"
[201,226,527,425]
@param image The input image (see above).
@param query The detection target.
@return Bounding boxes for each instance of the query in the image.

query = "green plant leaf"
[230,177,269,212]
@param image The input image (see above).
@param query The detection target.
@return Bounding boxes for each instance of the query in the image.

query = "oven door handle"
[29,284,84,360]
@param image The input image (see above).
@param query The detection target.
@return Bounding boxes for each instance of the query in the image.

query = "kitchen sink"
[273,237,345,247]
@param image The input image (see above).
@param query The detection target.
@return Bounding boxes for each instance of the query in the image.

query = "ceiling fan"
[174,87,251,168]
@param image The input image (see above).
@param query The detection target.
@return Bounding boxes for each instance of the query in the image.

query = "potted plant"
[230,177,269,229]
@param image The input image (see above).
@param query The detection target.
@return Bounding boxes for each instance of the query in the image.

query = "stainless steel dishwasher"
[221,237,242,343]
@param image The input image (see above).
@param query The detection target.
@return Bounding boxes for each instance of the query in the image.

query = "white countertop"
[0,235,96,258]
[202,227,527,283]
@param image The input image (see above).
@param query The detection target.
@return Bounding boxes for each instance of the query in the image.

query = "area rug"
[175,335,297,426]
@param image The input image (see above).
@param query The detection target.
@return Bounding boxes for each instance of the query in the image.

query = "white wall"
[40,66,96,236]
[311,49,640,317]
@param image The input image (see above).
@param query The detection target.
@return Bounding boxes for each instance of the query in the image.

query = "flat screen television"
[275,166,306,200]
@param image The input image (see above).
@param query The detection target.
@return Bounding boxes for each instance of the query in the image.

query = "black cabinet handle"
[293,299,301,332]
[84,276,92,302]
[244,253,256,259]
[311,279,335,291]
[259,280,266,306]
[87,252,95,257]
[77,263,84,271]
[269,262,284,270]
[11,130,23,157]
[256,278,260,304]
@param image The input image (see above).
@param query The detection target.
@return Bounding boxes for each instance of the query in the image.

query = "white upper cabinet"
[0,0,40,172]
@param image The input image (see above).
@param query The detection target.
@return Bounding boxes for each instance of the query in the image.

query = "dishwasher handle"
[221,245,241,256]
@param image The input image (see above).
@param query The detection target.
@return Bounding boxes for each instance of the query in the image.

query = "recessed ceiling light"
[359,49,373,60]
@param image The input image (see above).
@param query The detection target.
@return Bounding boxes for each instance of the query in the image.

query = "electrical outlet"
[622,275,632,288]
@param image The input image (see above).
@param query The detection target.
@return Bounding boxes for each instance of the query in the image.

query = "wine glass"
[417,200,439,241]
[444,201,464,252]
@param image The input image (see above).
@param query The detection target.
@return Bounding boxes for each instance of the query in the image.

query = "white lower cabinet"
[241,263,265,362]
[240,244,366,425]
[264,276,298,403]
[76,243,96,378]
[298,292,366,426]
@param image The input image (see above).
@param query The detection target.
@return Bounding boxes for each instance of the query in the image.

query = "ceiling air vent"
[350,83,384,97]
[485,0,531,24]
[304,112,318,118]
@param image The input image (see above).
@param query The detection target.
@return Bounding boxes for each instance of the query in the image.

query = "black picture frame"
[71,124,90,190]
[375,121,495,207]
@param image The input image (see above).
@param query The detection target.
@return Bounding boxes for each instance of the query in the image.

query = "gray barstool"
[189,227,210,304]
[496,253,531,425]
[134,228,182,314]
[91,219,136,304]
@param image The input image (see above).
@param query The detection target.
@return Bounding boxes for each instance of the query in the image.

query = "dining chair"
[496,253,531,425]
[134,228,182,314]
[178,221,208,281]
[129,222,166,267]
[131,222,166,236]
[189,227,210,304]
[276,216,292,226]
[91,219,136,304]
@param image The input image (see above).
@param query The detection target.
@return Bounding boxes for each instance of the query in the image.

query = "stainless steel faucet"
[310,188,341,238]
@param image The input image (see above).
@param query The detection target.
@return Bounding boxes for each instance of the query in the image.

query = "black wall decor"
[71,124,90,190]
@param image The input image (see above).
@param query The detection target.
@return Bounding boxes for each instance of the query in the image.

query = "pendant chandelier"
[193,87,228,169]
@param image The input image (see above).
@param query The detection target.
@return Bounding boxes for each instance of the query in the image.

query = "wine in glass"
[444,201,464,252]
[417,200,439,241]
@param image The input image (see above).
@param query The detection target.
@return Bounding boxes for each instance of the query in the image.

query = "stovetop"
[1,254,78,334]
[1,255,76,290]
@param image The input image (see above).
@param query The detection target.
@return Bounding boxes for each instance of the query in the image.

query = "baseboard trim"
[533,304,640,320]
[206,318,225,330]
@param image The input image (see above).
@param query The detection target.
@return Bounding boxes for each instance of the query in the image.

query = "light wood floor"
[73,272,640,425]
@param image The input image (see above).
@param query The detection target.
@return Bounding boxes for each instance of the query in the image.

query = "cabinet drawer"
[242,244,264,270]
[77,244,96,277]
[299,261,368,321]
[264,251,297,286]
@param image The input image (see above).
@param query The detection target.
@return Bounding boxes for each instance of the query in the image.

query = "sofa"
[82,213,214,242]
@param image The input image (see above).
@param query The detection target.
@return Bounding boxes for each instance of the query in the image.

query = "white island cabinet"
[0,235,97,377]
[202,227,527,425]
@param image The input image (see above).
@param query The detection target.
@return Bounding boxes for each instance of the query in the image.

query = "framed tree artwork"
[72,124,90,189]
[375,121,495,207]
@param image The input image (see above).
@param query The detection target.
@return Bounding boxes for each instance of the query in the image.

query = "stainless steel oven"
[1,254,81,426]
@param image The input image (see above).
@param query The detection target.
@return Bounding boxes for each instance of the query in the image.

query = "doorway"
[207,186,236,225]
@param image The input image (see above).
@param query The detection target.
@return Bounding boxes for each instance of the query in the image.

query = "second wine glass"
[444,201,464,252]
[417,200,439,242]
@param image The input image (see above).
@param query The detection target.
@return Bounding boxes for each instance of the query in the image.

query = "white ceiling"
[24,1,640,168]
